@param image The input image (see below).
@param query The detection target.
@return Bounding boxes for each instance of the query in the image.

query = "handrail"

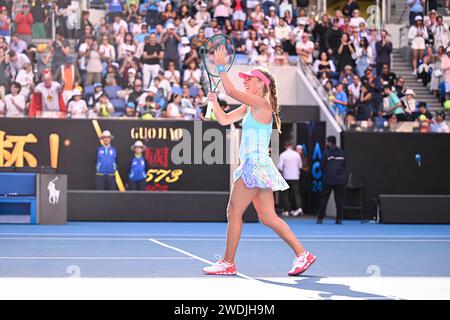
[297,61,346,132]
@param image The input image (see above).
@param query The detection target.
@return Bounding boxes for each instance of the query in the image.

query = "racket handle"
[205,101,213,119]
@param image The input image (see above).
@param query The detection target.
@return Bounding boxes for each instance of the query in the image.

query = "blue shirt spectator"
[334,83,348,115]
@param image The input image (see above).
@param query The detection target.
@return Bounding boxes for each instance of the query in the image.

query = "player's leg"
[252,188,305,255]
[223,178,259,263]
[253,188,317,276]
[203,178,258,275]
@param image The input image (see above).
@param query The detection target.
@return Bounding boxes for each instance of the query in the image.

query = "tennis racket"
[200,34,235,119]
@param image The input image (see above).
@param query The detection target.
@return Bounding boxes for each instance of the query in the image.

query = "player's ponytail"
[258,68,282,134]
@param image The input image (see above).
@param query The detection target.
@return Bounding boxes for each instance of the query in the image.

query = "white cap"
[200,2,207,7]
[269,6,276,11]
[415,15,423,21]
[128,68,136,74]
[405,89,415,96]
[72,89,82,96]
[181,37,190,45]
[262,38,269,46]
[131,140,146,151]
[147,86,158,94]
[167,23,175,29]
[101,130,113,139]
[446,47,450,53]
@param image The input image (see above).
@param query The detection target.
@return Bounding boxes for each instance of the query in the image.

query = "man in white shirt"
[296,32,314,64]
[112,15,128,35]
[275,18,292,41]
[278,141,303,217]
[34,73,62,112]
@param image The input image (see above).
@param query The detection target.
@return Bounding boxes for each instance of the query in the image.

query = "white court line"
[1,237,450,242]
[1,232,450,238]
[0,257,194,261]
[149,238,255,281]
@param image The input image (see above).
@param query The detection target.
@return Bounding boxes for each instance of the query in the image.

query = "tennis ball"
[418,114,428,122]
[142,113,153,120]
[210,111,217,121]
[444,100,450,111]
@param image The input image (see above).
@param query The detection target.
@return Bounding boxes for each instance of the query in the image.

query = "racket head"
[201,34,236,79]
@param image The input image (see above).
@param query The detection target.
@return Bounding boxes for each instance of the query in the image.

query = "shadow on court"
[258,276,394,300]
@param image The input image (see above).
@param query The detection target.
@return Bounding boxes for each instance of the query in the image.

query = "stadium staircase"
[392,50,444,112]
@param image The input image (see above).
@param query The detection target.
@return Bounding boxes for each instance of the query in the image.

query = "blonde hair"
[257,67,281,134]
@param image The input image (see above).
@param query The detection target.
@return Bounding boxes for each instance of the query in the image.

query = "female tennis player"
[203,46,317,276]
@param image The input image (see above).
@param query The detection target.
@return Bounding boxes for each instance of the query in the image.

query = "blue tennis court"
[0,219,449,300]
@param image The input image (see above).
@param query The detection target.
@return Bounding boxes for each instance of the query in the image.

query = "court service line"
[149,238,255,281]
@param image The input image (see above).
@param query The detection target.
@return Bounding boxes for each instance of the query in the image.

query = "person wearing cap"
[413,101,433,121]
[408,15,428,76]
[195,2,211,26]
[203,45,316,276]
[161,22,181,70]
[123,101,137,118]
[85,82,104,109]
[128,141,148,191]
[67,89,88,118]
[15,2,33,44]
[431,111,450,133]
[266,6,279,28]
[95,130,118,191]
[94,93,115,118]
[401,89,417,119]
[54,55,81,104]
[178,36,191,63]
[442,47,450,101]
[137,85,159,107]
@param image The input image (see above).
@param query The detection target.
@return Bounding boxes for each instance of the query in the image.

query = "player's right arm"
[208,93,246,126]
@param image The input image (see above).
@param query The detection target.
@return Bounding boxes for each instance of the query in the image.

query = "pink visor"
[238,69,271,87]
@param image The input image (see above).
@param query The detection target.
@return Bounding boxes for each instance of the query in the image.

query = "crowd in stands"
[0,0,448,133]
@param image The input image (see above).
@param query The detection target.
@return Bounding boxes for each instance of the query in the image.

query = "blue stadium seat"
[235,54,249,65]
[171,86,183,95]
[189,86,199,97]
[84,85,95,96]
[111,98,127,116]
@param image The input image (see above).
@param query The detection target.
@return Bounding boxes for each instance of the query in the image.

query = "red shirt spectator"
[15,4,34,37]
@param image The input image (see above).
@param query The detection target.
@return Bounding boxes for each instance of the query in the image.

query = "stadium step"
[390,48,445,113]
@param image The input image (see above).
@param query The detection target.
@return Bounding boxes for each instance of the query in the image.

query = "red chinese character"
[146,147,169,168]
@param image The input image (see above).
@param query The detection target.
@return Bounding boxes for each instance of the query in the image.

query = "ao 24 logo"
[311,142,323,192]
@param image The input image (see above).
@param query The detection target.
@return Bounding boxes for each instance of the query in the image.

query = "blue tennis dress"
[233,108,289,191]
